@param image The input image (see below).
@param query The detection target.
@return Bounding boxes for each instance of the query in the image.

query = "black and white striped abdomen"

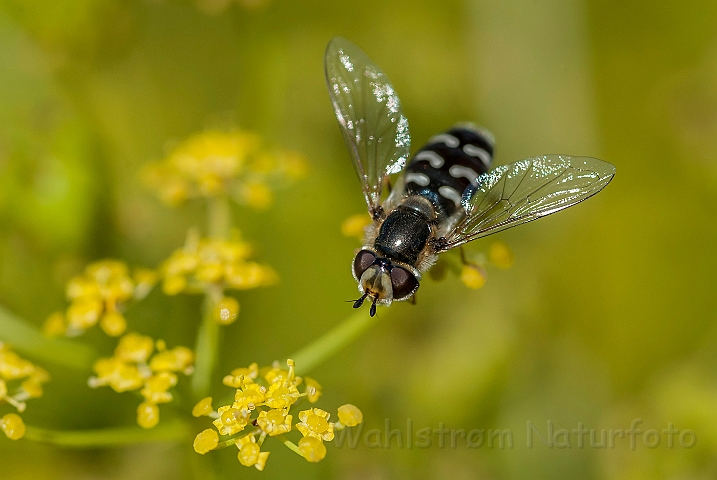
[403,125,494,218]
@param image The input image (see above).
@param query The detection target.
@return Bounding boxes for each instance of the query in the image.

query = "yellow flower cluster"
[88,333,194,429]
[43,260,157,338]
[459,240,514,289]
[0,343,50,440]
[160,234,277,324]
[143,129,307,208]
[341,214,371,241]
[192,359,362,469]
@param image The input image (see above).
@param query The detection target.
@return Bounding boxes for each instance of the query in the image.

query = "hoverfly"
[325,37,615,317]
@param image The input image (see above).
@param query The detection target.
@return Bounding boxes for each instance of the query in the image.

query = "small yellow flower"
[213,296,240,325]
[489,241,514,269]
[66,276,101,300]
[223,362,258,387]
[256,409,292,436]
[461,264,486,289]
[298,435,327,463]
[133,268,159,299]
[225,262,278,290]
[0,344,50,419]
[85,260,134,301]
[13,368,49,400]
[115,333,154,364]
[193,428,219,454]
[140,371,178,404]
[264,383,301,409]
[213,405,249,436]
[149,345,194,373]
[241,182,273,209]
[162,275,187,295]
[196,261,224,283]
[337,404,363,427]
[234,383,267,410]
[0,348,35,380]
[341,213,371,240]
[88,357,144,392]
[263,359,300,387]
[29,367,50,384]
[137,401,160,429]
[66,297,103,331]
[192,397,214,417]
[99,311,127,337]
[296,408,334,441]
[1,413,25,440]
[304,377,322,403]
[237,435,270,470]
[20,378,44,398]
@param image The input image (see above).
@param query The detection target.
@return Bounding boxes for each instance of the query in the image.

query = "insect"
[325,37,616,317]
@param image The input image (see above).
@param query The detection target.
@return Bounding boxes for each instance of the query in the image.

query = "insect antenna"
[369,297,377,317]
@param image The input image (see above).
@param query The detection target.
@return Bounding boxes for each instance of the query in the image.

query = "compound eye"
[390,266,419,300]
[353,250,376,280]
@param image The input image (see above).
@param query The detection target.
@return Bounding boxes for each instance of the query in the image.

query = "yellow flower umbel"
[143,129,307,208]
[159,232,277,325]
[88,333,194,429]
[0,343,50,440]
[43,260,158,337]
[192,359,363,469]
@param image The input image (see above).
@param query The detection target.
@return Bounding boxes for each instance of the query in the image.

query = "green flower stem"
[0,304,97,370]
[23,419,191,447]
[192,285,222,399]
[215,429,259,450]
[276,434,302,456]
[207,194,231,239]
[290,308,385,375]
[192,196,232,399]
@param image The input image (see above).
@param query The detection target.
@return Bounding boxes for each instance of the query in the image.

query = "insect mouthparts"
[353,292,369,309]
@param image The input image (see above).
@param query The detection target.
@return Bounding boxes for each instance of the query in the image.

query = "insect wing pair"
[325,37,615,315]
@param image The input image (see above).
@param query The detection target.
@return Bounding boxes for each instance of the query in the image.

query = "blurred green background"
[1,0,717,478]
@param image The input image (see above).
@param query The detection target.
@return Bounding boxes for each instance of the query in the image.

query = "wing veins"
[438,156,615,250]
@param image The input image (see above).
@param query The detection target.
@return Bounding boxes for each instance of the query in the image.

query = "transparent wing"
[325,37,411,212]
[440,155,615,249]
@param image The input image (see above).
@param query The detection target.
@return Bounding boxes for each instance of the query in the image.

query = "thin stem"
[290,308,385,374]
[207,195,231,239]
[215,429,259,450]
[192,196,232,399]
[23,419,191,447]
[191,285,222,399]
[0,304,97,370]
[276,434,302,456]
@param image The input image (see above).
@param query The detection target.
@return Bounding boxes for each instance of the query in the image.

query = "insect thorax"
[373,197,434,266]
[370,126,495,269]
